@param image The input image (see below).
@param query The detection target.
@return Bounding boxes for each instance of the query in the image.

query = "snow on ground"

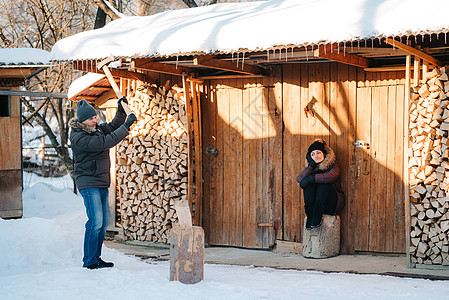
[1,173,449,299]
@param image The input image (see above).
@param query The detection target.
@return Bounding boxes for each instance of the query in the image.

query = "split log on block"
[169,225,204,284]
[302,215,340,258]
[174,200,192,228]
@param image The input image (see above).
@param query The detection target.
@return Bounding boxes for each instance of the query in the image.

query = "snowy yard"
[1,173,449,299]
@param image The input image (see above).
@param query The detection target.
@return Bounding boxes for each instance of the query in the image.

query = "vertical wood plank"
[322,63,331,142]
[201,82,210,241]
[395,83,406,253]
[368,86,379,252]
[335,63,351,253]
[346,65,358,254]
[229,80,243,246]
[282,63,300,242]
[265,65,283,245]
[248,85,258,248]
[299,63,310,241]
[254,83,264,247]
[215,82,225,245]
[221,80,232,246]
[242,80,252,247]
[355,86,371,251]
[261,78,269,248]
[385,85,396,252]
[377,86,389,251]
[404,54,412,266]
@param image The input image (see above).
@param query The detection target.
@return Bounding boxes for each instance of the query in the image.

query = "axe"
[97,56,132,115]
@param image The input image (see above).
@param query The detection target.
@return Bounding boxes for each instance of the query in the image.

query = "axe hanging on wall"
[97,56,132,115]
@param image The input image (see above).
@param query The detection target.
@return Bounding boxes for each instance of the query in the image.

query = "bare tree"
[0,0,96,183]
[1,0,246,184]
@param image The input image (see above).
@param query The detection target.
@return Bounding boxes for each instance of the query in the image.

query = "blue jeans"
[79,187,109,267]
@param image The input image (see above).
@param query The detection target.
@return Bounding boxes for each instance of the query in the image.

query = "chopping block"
[302,215,340,258]
[169,225,204,284]
[169,200,204,284]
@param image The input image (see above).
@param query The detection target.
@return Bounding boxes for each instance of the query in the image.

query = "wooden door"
[354,83,406,253]
[202,77,282,249]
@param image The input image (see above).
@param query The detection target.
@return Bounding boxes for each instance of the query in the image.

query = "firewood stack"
[115,82,188,243]
[409,66,449,265]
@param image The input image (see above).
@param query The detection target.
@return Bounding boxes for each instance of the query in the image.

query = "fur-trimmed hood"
[305,138,336,171]
[68,117,97,134]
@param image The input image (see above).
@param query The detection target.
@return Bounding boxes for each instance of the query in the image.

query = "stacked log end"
[116,82,188,243]
[409,66,449,266]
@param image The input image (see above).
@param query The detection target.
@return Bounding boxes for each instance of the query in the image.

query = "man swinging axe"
[69,93,137,268]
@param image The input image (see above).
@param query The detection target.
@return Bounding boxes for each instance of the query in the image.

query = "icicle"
[324,44,327,55]
[176,55,179,69]
[344,43,346,56]
[357,40,360,49]
[305,45,308,61]
[285,48,288,62]
[266,49,270,62]
[371,38,374,49]
[242,52,245,70]
[430,34,432,43]
[231,52,234,62]
[415,35,417,44]
[236,52,239,68]
[446,32,447,44]
[331,43,333,53]
[337,43,340,54]
[351,41,353,52]
[279,48,281,60]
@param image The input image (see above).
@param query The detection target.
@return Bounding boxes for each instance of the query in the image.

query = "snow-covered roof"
[50,0,449,62]
[0,48,50,65]
[68,73,106,100]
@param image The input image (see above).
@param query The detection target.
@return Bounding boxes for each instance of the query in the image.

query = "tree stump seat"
[302,215,340,258]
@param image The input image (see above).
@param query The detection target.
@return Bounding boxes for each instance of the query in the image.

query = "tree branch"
[93,0,123,20]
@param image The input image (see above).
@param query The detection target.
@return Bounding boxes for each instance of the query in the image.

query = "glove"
[117,97,128,113]
[300,174,315,189]
[124,113,137,130]
[306,152,318,168]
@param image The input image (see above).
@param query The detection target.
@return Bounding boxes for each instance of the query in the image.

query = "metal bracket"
[206,146,218,157]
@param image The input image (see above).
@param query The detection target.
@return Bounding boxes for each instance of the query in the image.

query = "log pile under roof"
[116,82,188,243]
[409,66,449,265]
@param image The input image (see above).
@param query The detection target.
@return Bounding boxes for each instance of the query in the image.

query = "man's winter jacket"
[69,111,128,190]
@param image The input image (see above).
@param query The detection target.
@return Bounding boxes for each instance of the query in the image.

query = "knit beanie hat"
[307,140,326,156]
[76,99,96,123]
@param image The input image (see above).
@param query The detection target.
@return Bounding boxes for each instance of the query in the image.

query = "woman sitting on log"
[296,139,345,230]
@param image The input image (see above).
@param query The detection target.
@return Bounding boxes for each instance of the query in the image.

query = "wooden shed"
[0,48,50,219]
[52,0,449,268]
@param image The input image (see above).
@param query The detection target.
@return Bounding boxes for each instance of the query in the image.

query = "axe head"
[97,55,115,70]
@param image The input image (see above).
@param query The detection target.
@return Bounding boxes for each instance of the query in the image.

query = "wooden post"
[405,53,412,268]
[413,56,420,87]
[190,79,203,227]
[182,74,195,221]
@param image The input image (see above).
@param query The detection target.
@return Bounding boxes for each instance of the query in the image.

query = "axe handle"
[101,65,132,115]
